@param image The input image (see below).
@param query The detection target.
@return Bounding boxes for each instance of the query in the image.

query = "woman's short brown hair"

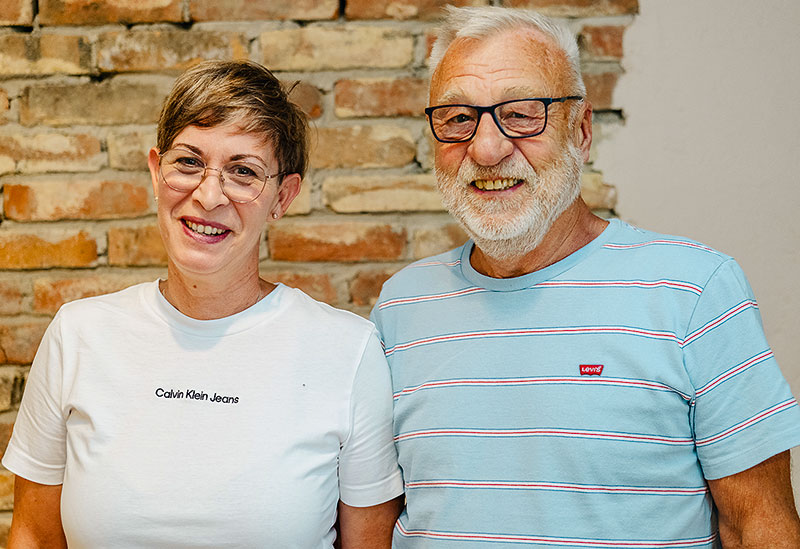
[156,60,309,178]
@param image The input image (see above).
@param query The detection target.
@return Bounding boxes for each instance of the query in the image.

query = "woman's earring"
[272,212,279,219]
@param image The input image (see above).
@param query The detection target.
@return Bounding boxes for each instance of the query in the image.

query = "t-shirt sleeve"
[338,329,403,507]
[684,259,800,480]
[2,312,68,485]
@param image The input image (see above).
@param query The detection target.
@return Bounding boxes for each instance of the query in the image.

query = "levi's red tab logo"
[580,364,604,376]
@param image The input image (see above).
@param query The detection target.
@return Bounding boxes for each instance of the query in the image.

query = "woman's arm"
[7,476,66,549]
[337,495,403,549]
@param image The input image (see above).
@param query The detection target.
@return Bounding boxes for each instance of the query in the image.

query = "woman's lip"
[181,219,231,242]
[181,216,230,232]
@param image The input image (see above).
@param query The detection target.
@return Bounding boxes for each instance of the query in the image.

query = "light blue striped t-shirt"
[371,218,800,549]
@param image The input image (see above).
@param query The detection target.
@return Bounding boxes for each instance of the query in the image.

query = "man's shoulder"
[600,219,733,277]
[378,244,466,301]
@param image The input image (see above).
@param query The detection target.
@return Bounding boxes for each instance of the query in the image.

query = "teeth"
[186,220,226,236]
[473,179,521,191]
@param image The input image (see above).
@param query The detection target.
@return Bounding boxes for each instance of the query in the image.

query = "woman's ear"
[270,173,302,220]
[147,148,161,199]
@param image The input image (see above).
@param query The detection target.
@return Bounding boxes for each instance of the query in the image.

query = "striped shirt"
[371,219,800,548]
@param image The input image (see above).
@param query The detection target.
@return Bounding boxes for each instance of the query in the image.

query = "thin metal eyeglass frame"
[424,96,584,144]
[157,149,285,204]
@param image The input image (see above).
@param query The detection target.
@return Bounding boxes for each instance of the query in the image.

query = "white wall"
[595,0,800,503]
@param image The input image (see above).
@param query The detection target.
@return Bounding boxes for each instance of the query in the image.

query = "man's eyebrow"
[432,86,548,107]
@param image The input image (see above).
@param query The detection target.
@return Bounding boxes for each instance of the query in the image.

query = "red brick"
[0,230,98,269]
[269,222,407,262]
[286,81,324,120]
[579,25,625,60]
[260,27,413,71]
[0,319,49,364]
[502,0,638,17]
[108,129,156,171]
[98,29,249,73]
[33,273,155,315]
[259,270,337,304]
[0,33,91,77]
[0,133,103,175]
[581,172,617,211]
[0,280,25,315]
[4,174,153,221]
[20,78,169,126]
[190,0,338,21]
[311,126,416,169]
[39,0,183,25]
[107,224,167,267]
[0,0,34,25]
[334,78,428,118]
[0,369,17,412]
[412,222,468,259]
[0,512,10,547]
[346,0,488,20]
[349,267,399,307]
[584,71,619,110]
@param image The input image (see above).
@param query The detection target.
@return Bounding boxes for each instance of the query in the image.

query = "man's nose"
[467,112,514,167]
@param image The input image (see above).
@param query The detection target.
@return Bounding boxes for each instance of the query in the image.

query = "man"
[371,6,800,547]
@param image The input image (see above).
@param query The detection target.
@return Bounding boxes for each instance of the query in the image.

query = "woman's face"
[147,124,301,285]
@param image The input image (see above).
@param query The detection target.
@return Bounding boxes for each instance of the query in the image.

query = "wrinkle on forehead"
[430,27,573,104]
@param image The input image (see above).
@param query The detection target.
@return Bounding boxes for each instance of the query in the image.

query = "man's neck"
[470,199,608,279]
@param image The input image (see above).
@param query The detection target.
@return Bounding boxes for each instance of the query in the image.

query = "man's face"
[430,28,588,258]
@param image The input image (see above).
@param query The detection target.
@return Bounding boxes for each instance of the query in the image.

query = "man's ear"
[575,100,593,163]
[271,173,303,220]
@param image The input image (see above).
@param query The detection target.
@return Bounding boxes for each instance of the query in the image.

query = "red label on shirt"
[580,364,604,376]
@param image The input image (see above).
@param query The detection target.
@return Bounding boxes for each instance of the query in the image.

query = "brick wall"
[0,0,635,537]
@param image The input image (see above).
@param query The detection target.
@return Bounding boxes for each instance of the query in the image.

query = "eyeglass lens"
[429,99,548,142]
[159,150,269,203]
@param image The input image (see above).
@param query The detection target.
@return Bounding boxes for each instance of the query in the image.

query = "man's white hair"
[429,5,586,97]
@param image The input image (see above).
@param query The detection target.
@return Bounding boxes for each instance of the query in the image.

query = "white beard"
[435,143,583,261]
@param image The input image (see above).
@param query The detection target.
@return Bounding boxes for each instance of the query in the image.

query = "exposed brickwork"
[108,129,157,171]
[346,0,489,20]
[584,71,620,110]
[323,174,443,213]
[0,281,25,316]
[0,33,92,77]
[286,81,324,120]
[190,0,339,21]
[0,230,98,269]
[0,133,103,175]
[20,78,170,126]
[259,270,337,304]
[502,0,638,17]
[334,78,428,118]
[98,30,249,73]
[33,273,155,314]
[269,222,407,262]
[261,27,414,71]
[0,469,12,511]
[412,222,469,259]
[39,0,183,26]
[0,319,49,364]
[107,224,167,266]
[349,267,400,307]
[311,126,416,169]
[0,0,34,25]
[3,175,153,221]
[580,25,625,60]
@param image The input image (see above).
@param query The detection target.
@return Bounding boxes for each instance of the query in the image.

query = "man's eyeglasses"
[158,149,284,204]
[424,96,583,143]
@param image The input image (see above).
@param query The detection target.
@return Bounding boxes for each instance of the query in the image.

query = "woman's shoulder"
[56,281,154,320]
[276,284,376,335]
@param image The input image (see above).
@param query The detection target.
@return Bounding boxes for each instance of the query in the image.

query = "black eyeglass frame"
[157,149,285,204]
[424,96,584,144]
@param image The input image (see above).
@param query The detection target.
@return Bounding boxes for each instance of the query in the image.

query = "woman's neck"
[160,268,274,320]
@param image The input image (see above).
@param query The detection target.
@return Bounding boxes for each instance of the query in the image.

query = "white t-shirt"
[2,281,403,548]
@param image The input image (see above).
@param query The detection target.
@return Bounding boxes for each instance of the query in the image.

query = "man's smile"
[471,178,524,191]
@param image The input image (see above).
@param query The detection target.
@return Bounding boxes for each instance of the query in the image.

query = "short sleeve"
[2,313,68,485]
[684,259,800,479]
[338,330,403,507]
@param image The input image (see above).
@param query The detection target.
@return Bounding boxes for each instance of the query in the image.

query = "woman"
[2,60,403,548]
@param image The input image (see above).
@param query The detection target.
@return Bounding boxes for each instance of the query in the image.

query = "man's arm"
[337,496,403,549]
[7,476,66,549]
[707,450,800,547]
